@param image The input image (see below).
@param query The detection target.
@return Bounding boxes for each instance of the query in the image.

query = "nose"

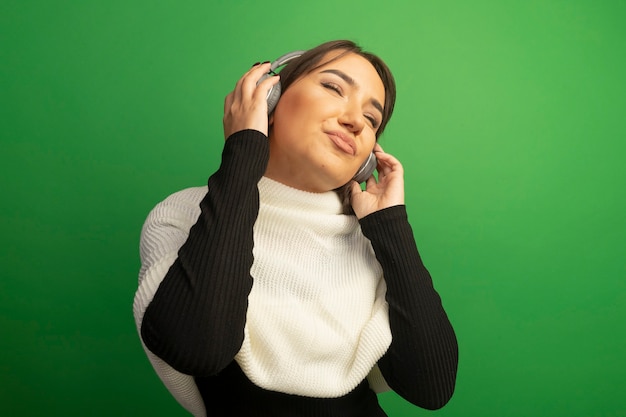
[338,105,364,134]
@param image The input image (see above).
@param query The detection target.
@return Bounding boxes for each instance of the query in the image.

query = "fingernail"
[251,62,260,67]
[262,60,270,64]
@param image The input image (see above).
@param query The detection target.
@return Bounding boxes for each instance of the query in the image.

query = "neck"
[264,149,330,193]
[258,176,343,215]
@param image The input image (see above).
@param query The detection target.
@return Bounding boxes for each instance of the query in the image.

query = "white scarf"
[134,178,391,417]
[237,177,391,397]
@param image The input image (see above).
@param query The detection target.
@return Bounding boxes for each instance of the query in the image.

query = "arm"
[140,62,279,376]
[140,129,268,376]
[360,206,458,410]
[351,146,458,409]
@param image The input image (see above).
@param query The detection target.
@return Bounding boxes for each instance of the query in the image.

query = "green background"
[2,1,625,416]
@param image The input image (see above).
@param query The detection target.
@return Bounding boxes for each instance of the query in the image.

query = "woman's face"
[266,51,385,193]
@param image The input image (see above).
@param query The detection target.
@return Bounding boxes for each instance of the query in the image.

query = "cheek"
[273,91,321,137]
[362,134,377,155]
[273,92,301,128]
[277,86,308,113]
[277,83,330,119]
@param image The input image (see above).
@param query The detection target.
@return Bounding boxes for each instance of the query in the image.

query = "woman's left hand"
[350,144,405,219]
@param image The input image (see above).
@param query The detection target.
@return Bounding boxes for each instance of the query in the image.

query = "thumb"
[349,180,364,207]
[349,180,362,198]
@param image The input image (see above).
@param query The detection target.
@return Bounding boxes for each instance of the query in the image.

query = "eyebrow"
[320,69,384,116]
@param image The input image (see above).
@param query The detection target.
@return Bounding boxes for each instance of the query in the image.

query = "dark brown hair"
[277,40,397,214]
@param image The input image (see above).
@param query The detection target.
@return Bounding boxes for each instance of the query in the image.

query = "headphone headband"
[270,50,307,72]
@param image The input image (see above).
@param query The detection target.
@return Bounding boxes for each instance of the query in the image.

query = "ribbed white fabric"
[133,188,207,417]
[238,177,392,396]
[133,177,392,416]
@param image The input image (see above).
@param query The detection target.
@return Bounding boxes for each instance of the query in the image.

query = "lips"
[326,131,356,156]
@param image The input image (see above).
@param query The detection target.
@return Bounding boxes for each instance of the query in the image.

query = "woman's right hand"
[223,62,280,139]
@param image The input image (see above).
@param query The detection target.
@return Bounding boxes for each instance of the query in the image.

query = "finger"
[240,62,273,98]
[223,91,234,115]
[373,146,391,169]
[365,174,377,188]
[374,148,402,170]
[230,63,276,116]
[374,151,391,174]
[239,61,270,81]
[226,63,275,116]
[230,62,270,105]
[254,73,280,102]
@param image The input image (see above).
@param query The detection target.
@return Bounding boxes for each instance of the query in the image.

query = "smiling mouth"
[326,132,356,156]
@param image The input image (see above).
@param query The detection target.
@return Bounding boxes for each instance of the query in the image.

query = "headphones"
[258,51,377,184]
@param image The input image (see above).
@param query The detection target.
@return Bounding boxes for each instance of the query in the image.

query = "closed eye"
[322,82,343,96]
[323,80,379,129]
[365,115,380,129]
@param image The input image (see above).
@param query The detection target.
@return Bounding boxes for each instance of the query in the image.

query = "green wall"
[2,1,625,416]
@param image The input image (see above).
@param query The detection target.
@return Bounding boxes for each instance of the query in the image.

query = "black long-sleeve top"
[137,129,458,416]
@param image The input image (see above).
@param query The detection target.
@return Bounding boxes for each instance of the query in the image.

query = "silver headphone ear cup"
[353,152,377,183]
[259,50,305,115]
[266,81,282,114]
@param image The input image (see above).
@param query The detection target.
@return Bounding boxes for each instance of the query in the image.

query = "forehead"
[311,51,385,101]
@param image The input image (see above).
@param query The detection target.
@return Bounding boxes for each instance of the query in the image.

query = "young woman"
[133,39,458,417]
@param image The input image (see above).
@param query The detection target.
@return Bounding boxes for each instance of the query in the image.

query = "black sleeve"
[141,129,268,376]
[359,206,459,410]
